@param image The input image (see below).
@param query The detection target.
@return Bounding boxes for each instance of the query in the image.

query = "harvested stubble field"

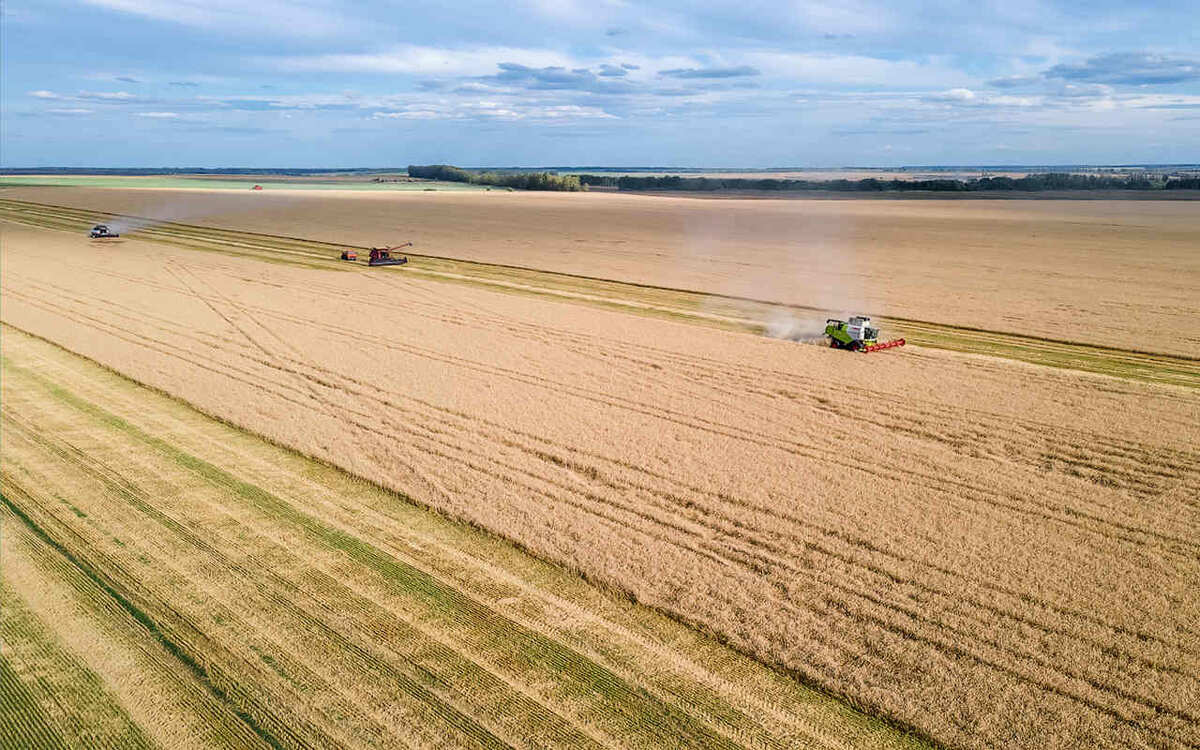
[2,184,1198,357]
[1,325,915,750]
[2,214,1199,750]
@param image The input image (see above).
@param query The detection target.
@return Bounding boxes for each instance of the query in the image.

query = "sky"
[3,0,1198,167]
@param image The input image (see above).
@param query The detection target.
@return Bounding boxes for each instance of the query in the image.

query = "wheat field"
[2,322,924,749]
[2,216,1198,749]
[2,184,1198,356]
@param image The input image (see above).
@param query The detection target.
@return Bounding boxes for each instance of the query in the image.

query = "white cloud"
[47,108,93,115]
[78,0,351,37]
[741,51,969,87]
[984,94,1040,108]
[80,90,139,100]
[933,87,976,102]
[271,45,578,77]
[372,99,615,122]
[29,90,62,99]
[789,0,895,36]
[137,111,180,118]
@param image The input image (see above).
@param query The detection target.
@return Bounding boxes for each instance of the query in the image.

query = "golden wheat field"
[3,323,922,750]
[3,184,1199,356]
[2,209,1198,750]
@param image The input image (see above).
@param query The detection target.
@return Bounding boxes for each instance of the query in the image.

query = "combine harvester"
[339,242,411,266]
[89,224,120,239]
[824,316,905,352]
[367,243,412,266]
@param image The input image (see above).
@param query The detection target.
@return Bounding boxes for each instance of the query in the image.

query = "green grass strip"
[6,357,750,750]
[0,654,70,750]
[0,488,289,750]
[0,579,159,750]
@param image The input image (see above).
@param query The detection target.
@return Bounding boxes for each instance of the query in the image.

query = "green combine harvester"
[824,316,906,352]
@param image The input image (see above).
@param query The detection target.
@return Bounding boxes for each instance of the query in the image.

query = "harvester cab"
[824,316,906,353]
[89,224,119,239]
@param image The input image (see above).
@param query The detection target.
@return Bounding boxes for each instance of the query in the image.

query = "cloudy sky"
[3,0,1198,167]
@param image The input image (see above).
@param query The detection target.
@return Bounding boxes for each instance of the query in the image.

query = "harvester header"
[824,316,905,352]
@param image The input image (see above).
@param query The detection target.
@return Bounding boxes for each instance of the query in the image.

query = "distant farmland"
[2,205,1197,750]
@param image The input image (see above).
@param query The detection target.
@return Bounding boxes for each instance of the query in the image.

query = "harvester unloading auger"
[824,316,905,352]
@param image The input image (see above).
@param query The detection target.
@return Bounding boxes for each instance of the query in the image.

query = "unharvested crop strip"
[39,277,1193,562]
[7,266,1190,657]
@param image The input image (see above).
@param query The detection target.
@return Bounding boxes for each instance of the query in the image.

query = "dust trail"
[763,312,828,343]
[97,191,274,236]
[679,205,871,343]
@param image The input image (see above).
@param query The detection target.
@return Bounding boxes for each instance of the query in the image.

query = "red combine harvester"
[368,243,411,267]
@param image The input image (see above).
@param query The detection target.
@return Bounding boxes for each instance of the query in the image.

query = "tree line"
[407,165,583,191]
[576,172,1200,192]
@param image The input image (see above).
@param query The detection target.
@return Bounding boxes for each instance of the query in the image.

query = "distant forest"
[408,165,1199,192]
[4,165,1196,193]
[577,173,1200,192]
[407,164,583,191]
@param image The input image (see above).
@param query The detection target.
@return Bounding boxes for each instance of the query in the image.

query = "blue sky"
[3,0,1198,167]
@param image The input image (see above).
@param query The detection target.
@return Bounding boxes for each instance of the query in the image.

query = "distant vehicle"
[89,224,119,238]
[824,316,905,352]
[340,249,358,261]
[368,243,412,266]
[251,184,263,190]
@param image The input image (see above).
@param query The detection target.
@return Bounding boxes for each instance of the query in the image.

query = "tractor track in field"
[0,327,926,750]
[1,197,1197,388]
[5,279,1200,743]
[3,200,1198,750]
[7,265,1200,655]
[7,269,1199,549]
[1,413,581,750]
[6,338,864,750]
